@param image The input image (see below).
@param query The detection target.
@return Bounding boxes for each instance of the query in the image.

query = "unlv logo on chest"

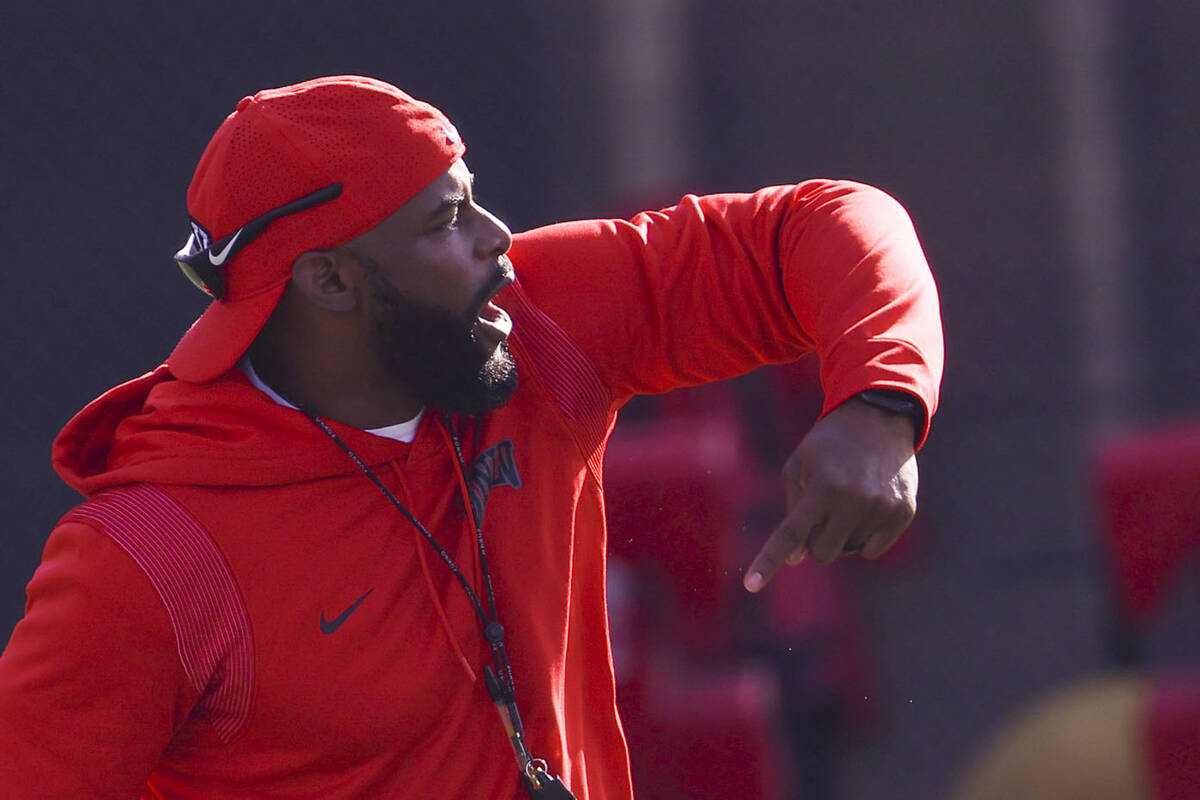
[466,439,522,526]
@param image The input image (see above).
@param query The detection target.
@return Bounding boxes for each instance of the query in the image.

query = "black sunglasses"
[174,182,343,299]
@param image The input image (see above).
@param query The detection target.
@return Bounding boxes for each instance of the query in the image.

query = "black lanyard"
[305,410,577,799]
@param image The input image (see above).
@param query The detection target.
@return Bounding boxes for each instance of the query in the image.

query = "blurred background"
[3,1,1199,797]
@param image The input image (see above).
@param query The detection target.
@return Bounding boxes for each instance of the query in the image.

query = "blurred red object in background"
[1093,418,1200,662]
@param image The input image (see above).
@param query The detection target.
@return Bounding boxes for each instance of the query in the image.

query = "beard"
[365,270,519,416]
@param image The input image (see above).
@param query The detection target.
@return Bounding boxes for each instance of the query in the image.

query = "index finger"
[743,489,825,593]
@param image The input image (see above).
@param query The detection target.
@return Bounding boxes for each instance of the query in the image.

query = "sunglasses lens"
[175,258,224,299]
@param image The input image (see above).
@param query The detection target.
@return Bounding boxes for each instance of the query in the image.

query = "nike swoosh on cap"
[208,229,243,266]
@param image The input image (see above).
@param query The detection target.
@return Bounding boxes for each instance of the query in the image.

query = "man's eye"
[434,208,459,231]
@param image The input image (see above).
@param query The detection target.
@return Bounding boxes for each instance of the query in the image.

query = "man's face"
[362,265,517,415]
[347,160,518,415]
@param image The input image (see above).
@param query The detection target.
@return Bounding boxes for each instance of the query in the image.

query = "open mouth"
[471,259,515,345]
[475,300,513,342]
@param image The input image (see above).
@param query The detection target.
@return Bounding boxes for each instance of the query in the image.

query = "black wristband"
[854,389,924,439]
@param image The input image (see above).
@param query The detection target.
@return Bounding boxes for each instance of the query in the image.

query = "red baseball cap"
[167,75,466,383]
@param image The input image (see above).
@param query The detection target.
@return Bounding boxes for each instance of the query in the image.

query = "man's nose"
[475,206,512,260]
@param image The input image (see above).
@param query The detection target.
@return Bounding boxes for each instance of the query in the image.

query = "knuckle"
[781,455,800,478]
[821,470,852,495]
[869,494,893,518]
[780,457,806,488]
[778,522,808,546]
[862,535,893,560]
[890,491,916,521]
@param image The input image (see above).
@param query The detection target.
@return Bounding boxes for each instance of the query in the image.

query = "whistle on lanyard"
[484,665,578,799]
[521,768,577,799]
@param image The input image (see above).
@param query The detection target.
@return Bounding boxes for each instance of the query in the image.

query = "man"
[0,75,942,798]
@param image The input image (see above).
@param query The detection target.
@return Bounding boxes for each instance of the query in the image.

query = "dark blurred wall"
[3,1,1198,798]
[1125,1,1200,419]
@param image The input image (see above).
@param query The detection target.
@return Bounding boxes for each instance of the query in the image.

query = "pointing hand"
[744,396,919,592]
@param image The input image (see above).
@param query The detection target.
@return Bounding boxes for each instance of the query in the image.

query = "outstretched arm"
[509,178,943,581]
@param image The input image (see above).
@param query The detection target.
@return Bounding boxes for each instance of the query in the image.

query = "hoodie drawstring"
[390,456,477,683]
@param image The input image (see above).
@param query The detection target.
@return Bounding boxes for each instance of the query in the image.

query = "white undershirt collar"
[238,356,424,443]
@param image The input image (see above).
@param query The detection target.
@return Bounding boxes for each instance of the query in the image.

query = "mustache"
[466,256,515,322]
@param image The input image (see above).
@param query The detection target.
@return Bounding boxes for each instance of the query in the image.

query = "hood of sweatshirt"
[53,365,419,498]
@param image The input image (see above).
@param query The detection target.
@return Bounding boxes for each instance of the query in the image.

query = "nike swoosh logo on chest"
[320,587,375,634]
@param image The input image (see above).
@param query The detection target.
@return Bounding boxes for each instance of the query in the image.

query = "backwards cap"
[167,75,466,383]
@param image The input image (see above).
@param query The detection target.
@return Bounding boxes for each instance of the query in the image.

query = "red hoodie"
[0,181,942,799]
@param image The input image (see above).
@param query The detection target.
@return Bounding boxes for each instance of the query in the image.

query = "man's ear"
[290,250,358,312]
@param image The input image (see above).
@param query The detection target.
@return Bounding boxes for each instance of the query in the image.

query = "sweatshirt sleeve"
[506,179,944,447]
[0,520,196,798]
